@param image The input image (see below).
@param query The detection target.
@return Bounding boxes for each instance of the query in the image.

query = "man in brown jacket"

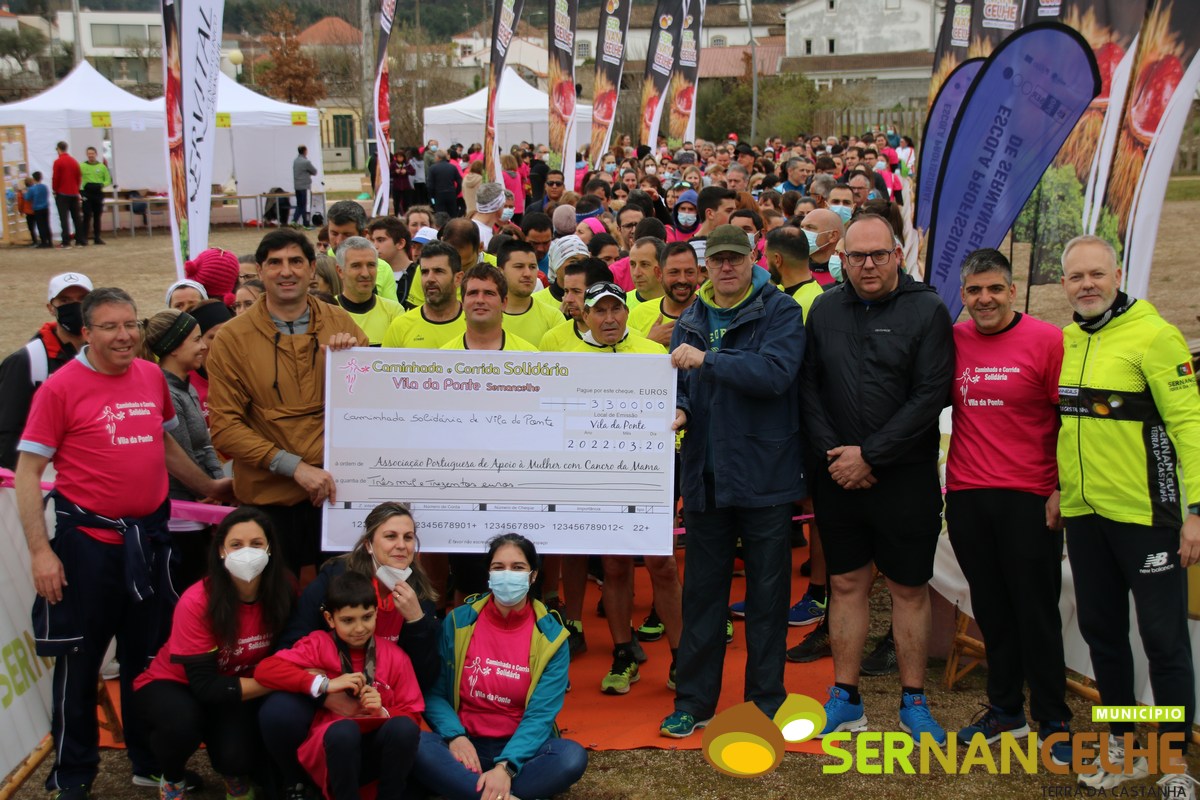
[207,228,367,571]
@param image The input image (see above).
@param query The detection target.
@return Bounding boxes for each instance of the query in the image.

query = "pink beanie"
[185,248,240,306]
[582,217,606,236]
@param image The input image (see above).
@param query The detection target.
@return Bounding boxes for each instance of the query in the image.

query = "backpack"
[24,338,48,386]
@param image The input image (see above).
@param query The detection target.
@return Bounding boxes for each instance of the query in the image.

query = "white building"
[55,10,163,86]
[575,1,786,65]
[450,19,548,82]
[782,0,941,57]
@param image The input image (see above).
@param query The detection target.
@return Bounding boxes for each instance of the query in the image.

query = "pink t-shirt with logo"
[134,580,272,690]
[947,314,1064,495]
[21,355,176,522]
[458,600,535,739]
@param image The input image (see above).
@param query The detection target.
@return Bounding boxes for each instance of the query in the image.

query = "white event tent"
[424,67,593,152]
[0,61,163,235]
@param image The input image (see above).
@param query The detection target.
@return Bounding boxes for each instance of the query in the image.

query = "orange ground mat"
[100,542,832,755]
[555,543,832,755]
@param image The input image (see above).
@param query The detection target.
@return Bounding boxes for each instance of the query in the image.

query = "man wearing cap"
[442,264,537,353]
[534,235,592,315]
[410,225,440,262]
[471,182,505,248]
[207,229,367,574]
[17,287,233,797]
[660,224,805,738]
[0,273,93,469]
[334,236,404,346]
[382,241,468,349]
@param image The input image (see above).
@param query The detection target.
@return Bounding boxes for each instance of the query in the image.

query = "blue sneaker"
[819,686,867,737]
[730,600,746,618]
[787,591,827,626]
[1039,721,1071,767]
[899,693,946,745]
[959,703,1030,745]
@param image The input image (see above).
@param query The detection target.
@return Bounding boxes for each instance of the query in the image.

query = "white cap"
[413,226,440,245]
[47,272,93,302]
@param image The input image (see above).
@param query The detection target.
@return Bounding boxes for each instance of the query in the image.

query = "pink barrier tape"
[0,469,235,525]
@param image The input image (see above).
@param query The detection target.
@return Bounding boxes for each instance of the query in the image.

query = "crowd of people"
[1,126,1198,800]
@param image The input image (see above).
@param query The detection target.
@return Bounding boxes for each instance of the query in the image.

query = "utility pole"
[71,0,82,64]
[745,0,756,143]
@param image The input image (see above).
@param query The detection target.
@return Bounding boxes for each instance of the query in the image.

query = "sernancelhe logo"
[702,696,1188,778]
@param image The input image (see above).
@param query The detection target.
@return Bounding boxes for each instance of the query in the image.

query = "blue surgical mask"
[604,163,617,174]
[488,570,530,606]
[677,212,697,228]
[428,144,438,152]
[829,253,843,282]
[832,205,853,224]
[746,232,757,248]
[803,229,822,253]
[501,208,515,222]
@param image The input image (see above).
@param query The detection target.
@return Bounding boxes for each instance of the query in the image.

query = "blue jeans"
[293,189,309,225]
[675,479,793,720]
[412,731,587,800]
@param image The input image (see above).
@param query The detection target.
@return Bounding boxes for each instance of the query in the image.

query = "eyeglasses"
[545,181,564,187]
[708,253,747,268]
[90,321,142,333]
[619,222,638,230]
[844,249,895,267]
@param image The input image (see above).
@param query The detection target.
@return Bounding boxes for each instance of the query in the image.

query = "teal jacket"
[422,594,570,773]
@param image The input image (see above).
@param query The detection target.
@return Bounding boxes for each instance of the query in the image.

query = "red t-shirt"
[458,600,534,739]
[947,314,1064,495]
[52,154,81,196]
[134,580,272,690]
[20,355,176,524]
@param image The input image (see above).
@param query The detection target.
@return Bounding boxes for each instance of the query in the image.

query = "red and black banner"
[663,0,703,150]
[639,0,682,150]
[484,0,526,180]
[547,0,579,187]
[589,0,632,168]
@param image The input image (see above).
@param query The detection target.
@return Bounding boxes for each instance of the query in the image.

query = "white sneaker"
[1077,734,1149,789]
[1157,772,1200,800]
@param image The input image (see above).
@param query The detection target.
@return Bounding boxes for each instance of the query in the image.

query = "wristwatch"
[496,761,517,779]
[1188,504,1200,517]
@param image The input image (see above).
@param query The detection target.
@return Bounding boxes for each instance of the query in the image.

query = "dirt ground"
[1,204,1197,353]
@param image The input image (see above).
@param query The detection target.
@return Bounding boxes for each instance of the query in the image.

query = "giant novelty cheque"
[322,349,677,555]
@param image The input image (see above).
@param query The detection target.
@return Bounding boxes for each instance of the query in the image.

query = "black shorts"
[812,461,942,586]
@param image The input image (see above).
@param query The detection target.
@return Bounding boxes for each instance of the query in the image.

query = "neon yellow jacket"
[1058,300,1200,527]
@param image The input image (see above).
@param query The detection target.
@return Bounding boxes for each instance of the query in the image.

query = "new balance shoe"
[787,591,827,626]
[660,710,712,738]
[786,620,831,662]
[729,600,746,618]
[1157,771,1200,800]
[860,631,898,676]
[636,609,665,642]
[899,693,946,745]
[600,650,640,695]
[958,704,1030,745]
[1077,734,1149,789]
[819,686,867,736]
[1040,721,1071,767]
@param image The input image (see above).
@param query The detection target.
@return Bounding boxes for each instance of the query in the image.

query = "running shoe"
[636,609,665,642]
[566,619,587,660]
[600,650,640,695]
[1077,734,1149,789]
[819,686,867,736]
[958,704,1030,745]
[660,710,712,738]
[786,619,831,662]
[860,631,898,676]
[1040,721,1071,767]
[1156,772,1200,800]
[898,692,946,745]
[787,591,827,626]
[729,600,746,618]
[667,660,677,691]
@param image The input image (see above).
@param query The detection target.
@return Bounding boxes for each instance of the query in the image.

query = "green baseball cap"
[705,224,753,258]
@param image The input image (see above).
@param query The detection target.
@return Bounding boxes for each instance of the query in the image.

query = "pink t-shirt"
[458,600,534,739]
[21,355,176,521]
[608,256,634,291]
[134,580,272,690]
[947,314,1064,495]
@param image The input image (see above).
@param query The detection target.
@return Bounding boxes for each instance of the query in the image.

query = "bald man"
[799,208,844,288]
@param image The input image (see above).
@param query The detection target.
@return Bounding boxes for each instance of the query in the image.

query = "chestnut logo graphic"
[701,693,827,778]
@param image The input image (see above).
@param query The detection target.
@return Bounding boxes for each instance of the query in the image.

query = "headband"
[150,312,198,359]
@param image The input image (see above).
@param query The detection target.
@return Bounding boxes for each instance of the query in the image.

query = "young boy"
[255,572,423,800]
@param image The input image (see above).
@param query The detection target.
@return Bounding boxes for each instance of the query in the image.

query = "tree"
[255,7,325,106]
[0,27,48,73]
[123,35,162,97]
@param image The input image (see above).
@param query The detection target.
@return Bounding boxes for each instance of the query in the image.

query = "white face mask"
[225,547,269,582]
[501,208,515,222]
[375,564,413,590]
[746,232,757,248]
[645,165,657,175]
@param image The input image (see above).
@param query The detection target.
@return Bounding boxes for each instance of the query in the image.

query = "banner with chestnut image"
[589,0,632,169]
[371,0,397,217]
[1017,0,1147,285]
[928,0,1020,107]
[638,0,683,150]
[1092,0,1198,299]
[161,0,225,277]
[925,23,1100,320]
[484,0,526,181]
[547,0,579,189]
[663,0,703,150]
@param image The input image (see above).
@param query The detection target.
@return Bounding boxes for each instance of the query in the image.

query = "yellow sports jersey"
[781,280,824,321]
[563,331,667,354]
[502,299,566,346]
[328,248,396,302]
[395,263,425,309]
[439,331,538,351]
[625,290,662,314]
[341,296,404,345]
[381,305,466,349]
[538,319,585,351]
[533,286,564,314]
[627,297,685,338]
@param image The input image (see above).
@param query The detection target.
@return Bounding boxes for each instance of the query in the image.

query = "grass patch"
[1166,176,1200,202]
